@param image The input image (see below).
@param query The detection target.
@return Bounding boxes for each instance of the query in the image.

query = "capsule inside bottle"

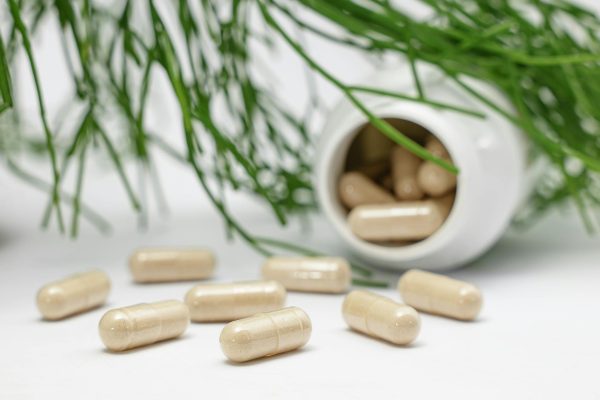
[185,280,286,322]
[339,122,457,248]
[99,300,190,352]
[390,146,424,201]
[347,200,449,241]
[345,124,395,168]
[262,257,352,293]
[342,290,420,345]
[338,172,395,209]
[220,307,312,363]
[129,248,215,283]
[398,269,483,321]
[417,161,457,197]
[425,136,449,158]
[36,270,111,320]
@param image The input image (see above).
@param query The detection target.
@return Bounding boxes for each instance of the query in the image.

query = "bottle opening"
[338,118,457,247]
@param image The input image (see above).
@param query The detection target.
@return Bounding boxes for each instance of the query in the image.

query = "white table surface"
[1,178,599,399]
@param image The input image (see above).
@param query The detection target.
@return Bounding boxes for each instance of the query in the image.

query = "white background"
[1,1,600,399]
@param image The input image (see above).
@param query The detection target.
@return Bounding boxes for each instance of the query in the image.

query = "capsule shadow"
[222,346,314,366]
[36,303,111,323]
[419,313,488,324]
[189,320,228,325]
[131,278,216,286]
[100,334,191,355]
[289,291,349,297]
[343,327,424,349]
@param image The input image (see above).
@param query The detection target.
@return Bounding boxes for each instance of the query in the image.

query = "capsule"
[185,280,286,322]
[425,136,449,158]
[129,248,215,283]
[342,290,420,345]
[36,270,110,320]
[262,257,351,293]
[220,307,311,362]
[356,124,394,164]
[398,269,483,320]
[417,161,457,197]
[99,300,190,352]
[348,200,448,241]
[390,146,424,200]
[437,193,456,216]
[338,172,395,209]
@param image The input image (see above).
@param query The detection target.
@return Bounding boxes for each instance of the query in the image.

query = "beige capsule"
[129,248,215,283]
[342,290,420,345]
[355,124,394,164]
[262,257,351,293]
[185,280,286,322]
[425,136,449,158]
[418,136,456,197]
[437,193,456,217]
[99,300,190,352]
[398,269,483,321]
[220,307,311,363]
[390,146,424,200]
[36,270,110,320]
[338,172,395,210]
[417,161,457,197]
[348,199,450,242]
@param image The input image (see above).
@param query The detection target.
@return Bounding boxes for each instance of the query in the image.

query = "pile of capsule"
[339,124,457,244]
[36,248,482,362]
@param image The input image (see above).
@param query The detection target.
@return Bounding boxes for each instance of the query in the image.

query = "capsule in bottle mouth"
[339,118,457,248]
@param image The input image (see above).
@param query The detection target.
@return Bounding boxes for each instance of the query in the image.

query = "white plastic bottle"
[315,64,529,271]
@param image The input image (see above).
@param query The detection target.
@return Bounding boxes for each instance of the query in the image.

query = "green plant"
[1,0,599,276]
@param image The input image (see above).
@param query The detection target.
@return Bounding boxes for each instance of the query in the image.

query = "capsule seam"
[265,313,280,353]
[121,309,134,350]
[364,297,382,337]
[296,309,309,337]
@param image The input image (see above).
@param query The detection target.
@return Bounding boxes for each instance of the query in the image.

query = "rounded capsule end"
[397,269,417,297]
[417,162,456,197]
[184,286,215,322]
[98,309,134,352]
[219,322,253,363]
[183,286,199,308]
[259,260,271,279]
[128,251,145,283]
[36,285,68,320]
[290,307,312,346]
[389,306,421,345]
[267,280,287,306]
[456,285,483,321]
[346,207,365,239]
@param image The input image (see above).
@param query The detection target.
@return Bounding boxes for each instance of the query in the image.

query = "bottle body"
[315,65,528,271]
